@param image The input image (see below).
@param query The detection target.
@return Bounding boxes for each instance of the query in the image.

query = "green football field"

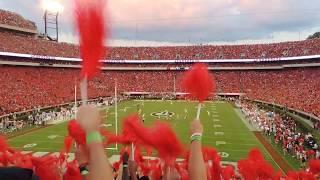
[7,100,280,170]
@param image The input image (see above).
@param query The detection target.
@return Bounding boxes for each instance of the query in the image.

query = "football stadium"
[0,0,320,179]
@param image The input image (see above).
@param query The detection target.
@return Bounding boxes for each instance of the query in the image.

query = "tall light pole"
[42,0,63,41]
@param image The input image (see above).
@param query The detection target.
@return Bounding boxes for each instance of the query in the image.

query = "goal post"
[105,80,119,150]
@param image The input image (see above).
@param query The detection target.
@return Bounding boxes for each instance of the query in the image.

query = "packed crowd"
[0,66,319,119]
[1,30,320,60]
[215,68,320,118]
[0,66,177,115]
[0,10,36,31]
[240,102,320,167]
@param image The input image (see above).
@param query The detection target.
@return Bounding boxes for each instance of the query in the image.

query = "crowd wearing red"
[0,66,319,118]
[0,10,36,31]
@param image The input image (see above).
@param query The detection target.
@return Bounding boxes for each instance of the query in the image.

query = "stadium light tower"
[42,0,64,41]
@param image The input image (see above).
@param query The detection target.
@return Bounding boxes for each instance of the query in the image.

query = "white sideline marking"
[109,155,120,164]
[23,143,37,148]
[215,101,225,104]
[218,152,229,158]
[51,152,60,157]
[212,115,219,117]
[33,152,49,157]
[213,119,220,122]
[105,147,118,150]
[216,141,226,146]
[100,124,112,128]
[48,135,59,139]
[214,125,222,128]
[21,151,32,155]
[214,132,224,136]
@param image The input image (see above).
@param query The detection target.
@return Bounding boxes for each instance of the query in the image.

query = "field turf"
[7,100,280,170]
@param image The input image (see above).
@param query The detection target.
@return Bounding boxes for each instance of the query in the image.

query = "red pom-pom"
[124,116,184,165]
[113,161,121,171]
[273,171,283,180]
[309,159,320,174]
[68,120,86,145]
[175,162,189,180]
[238,148,276,179]
[64,136,73,153]
[202,147,222,179]
[145,146,153,156]
[140,163,152,176]
[150,160,162,180]
[75,0,109,79]
[182,63,215,102]
[15,153,33,169]
[122,115,142,143]
[100,129,120,145]
[221,165,235,180]
[64,160,82,180]
[32,156,61,180]
[0,136,8,151]
[101,115,142,145]
[286,171,315,180]
[134,146,144,164]
[238,159,257,180]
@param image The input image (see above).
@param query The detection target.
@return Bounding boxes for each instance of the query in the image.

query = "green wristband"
[190,134,202,143]
[86,131,102,144]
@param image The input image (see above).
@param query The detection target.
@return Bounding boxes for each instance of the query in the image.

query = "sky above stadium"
[1,0,320,46]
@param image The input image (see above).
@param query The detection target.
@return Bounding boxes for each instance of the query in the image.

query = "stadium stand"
[0,66,178,115]
[1,30,320,60]
[0,9,319,119]
[0,10,37,31]
[0,65,319,118]
[215,68,320,118]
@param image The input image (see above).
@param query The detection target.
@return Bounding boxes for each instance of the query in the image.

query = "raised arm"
[188,120,207,180]
[77,105,113,180]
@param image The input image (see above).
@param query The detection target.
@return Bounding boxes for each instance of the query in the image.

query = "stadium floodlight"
[42,0,64,13]
[42,0,63,41]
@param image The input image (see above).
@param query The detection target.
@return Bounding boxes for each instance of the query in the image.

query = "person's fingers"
[190,119,203,135]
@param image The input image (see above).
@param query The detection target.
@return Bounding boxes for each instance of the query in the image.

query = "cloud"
[1,0,320,45]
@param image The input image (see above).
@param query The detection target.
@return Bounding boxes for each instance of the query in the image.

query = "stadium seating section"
[0,10,36,31]
[0,66,319,118]
[1,30,320,60]
[0,10,319,118]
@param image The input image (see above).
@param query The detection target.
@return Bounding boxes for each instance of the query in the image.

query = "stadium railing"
[250,99,320,122]
[2,57,320,71]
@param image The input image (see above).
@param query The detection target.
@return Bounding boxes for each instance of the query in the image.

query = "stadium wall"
[1,58,320,70]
